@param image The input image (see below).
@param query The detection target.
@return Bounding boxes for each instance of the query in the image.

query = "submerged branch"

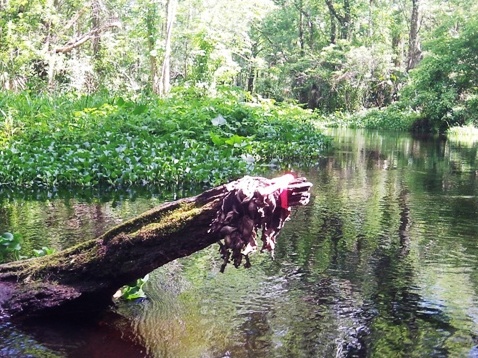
[0,175,312,319]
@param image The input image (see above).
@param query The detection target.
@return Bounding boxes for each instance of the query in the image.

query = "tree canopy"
[1,0,477,130]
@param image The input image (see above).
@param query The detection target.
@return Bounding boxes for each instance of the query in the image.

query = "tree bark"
[159,0,177,96]
[329,10,337,44]
[145,1,161,94]
[54,20,120,54]
[325,0,351,41]
[91,0,102,57]
[0,176,312,320]
[407,0,421,71]
[298,0,305,56]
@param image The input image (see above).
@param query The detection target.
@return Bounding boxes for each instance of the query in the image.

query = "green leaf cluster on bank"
[0,87,331,188]
[321,104,419,132]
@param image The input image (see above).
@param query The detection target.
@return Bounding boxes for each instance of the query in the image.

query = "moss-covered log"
[0,176,312,319]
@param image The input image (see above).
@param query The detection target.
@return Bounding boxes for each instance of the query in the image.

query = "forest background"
[1,0,478,189]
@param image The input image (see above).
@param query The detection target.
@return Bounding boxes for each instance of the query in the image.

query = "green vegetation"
[0,231,54,263]
[118,274,150,300]
[0,231,57,263]
[401,15,478,133]
[321,104,420,131]
[32,246,57,257]
[0,87,330,188]
[1,0,478,136]
[447,125,478,145]
[0,232,22,261]
[315,8,478,134]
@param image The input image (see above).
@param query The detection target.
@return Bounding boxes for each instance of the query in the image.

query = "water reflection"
[1,129,478,357]
[0,186,197,256]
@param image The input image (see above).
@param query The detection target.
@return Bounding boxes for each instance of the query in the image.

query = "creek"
[1,128,478,357]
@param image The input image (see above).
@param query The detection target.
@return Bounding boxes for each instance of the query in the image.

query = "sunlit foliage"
[0,87,330,188]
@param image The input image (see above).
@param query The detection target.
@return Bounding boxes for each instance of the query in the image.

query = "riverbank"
[318,105,478,142]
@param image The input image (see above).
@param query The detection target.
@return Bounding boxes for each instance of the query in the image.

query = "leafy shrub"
[320,104,418,131]
[349,105,418,131]
[401,16,478,132]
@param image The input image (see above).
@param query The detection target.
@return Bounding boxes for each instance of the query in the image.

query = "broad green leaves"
[0,87,330,188]
[0,232,22,261]
[119,274,150,300]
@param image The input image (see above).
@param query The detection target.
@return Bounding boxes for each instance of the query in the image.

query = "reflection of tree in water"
[322,215,344,262]
[367,185,454,356]
[241,311,273,353]
[292,163,456,356]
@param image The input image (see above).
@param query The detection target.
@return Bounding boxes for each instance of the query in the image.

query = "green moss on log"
[0,201,213,284]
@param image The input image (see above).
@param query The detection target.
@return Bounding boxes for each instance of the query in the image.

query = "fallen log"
[0,175,312,319]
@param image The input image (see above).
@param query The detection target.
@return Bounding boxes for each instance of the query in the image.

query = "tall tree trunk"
[247,42,259,93]
[91,0,102,57]
[298,0,305,56]
[293,0,314,50]
[146,1,160,94]
[159,0,177,97]
[247,69,255,93]
[325,0,351,41]
[391,8,404,68]
[341,0,351,40]
[368,0,373,42]
[407,0,421,71]
[329,9,337,44]
[91,0,102,91]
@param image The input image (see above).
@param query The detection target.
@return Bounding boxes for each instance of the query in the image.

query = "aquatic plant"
[0,88,331,189]
[118,274,150,301]
[33,246,57,257]
[0,232,21,262]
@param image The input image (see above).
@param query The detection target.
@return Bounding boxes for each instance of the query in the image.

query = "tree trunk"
[246,42,259,93]
[146,1,161,94]
[247,69,255,93]
[159,0,177,96]
[0,176,312,320]
[91,0,102,57]
[407,0,421,71]
[329,10,337,44]
[298,0,305,56]
[54,21,121,54]
[325,0,352,41]
[342,0,351,40]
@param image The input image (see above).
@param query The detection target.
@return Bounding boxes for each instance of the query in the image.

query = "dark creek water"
[2,128,478,357]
